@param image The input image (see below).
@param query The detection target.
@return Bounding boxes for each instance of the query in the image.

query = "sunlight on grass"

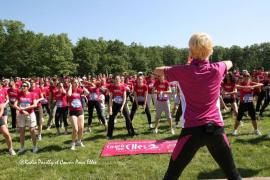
[0,107,270,179]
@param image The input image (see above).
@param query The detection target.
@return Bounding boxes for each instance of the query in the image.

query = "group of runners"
[0,65,270,156]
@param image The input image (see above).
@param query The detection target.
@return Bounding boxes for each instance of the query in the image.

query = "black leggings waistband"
[181,123,224,136]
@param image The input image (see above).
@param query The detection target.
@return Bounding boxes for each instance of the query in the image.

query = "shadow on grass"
[225,131,259,138]
[12,135,31,142]
[197,167,264,179]
[161,135,179,140]
[63,139,72,145]
[84,134,106,141]
[234,135,269,145]
[38,145,69,153]
[0,148,9,155]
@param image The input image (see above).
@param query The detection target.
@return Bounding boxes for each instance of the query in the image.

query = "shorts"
[155,100,171,120]
[105,95,110,104]
[35,107,44,126]
[3,108,8,116]
[17,112,37,128]
[223,98,236,104]
[0,118,5,126]
[69,110,83,117]
[237,102,256,121]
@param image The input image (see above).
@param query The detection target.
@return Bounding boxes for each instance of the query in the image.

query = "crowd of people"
[0,65,270,155]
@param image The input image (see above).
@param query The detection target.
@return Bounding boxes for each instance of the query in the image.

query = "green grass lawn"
[1,106,270,180]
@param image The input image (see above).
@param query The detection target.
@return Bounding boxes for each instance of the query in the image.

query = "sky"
[1,0,270,48]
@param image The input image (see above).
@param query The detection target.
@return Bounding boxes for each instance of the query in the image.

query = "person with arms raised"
[154,33,241,180]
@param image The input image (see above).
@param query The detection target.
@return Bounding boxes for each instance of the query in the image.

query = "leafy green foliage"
[1,19,270,77]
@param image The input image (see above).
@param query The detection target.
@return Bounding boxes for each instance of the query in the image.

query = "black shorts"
[69,110,83,117]
[237,102,256,121]
[223,98,236,104]
[105,95,110,104]
[0,118,5,126]
[3,108,8,116]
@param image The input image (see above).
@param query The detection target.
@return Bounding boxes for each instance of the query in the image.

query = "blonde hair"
[189,32,213,60]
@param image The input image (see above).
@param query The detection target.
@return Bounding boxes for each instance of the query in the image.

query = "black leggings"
[259,91,270,116]
[163,126,241,180]
[127,91,134,103]
[130,101,151,124]
[260,99,270,116]
[175,104,182,123]
[87,101,106,126]
[256,90,265,111]
[55,107,68,128]
[107,102,135,138]
[42,104,50,115]
[237,102,256,121]
[10,106,17,128]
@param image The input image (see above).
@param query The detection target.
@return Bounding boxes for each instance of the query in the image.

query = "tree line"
[1,19,270,77]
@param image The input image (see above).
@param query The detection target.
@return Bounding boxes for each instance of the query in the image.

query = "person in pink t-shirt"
[107,75,135,139]
[8,80,19,129]
[232,73,263,136]
[30,80,44,141]
[0,82,9,126]
[146,74,156,109]
[54,82,69,135]
[14,81,38,154]
[152,75,174,134]
[68,79,89,150]
[154,33,241,180]
[130,76,152,128]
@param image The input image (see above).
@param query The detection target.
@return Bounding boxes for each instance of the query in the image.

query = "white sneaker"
[37,134,42,141]
[46,126,51,131]
[71,143,76,150]
[114,119,117,123]
[86,127,91,133]
[149,124,153,128]
[9,149,16,156]
[254,129,262,136]
[171,129,175,135]
[232,130,237,136]
[18,147,26,154]
[32,146,38,153]
[153,128,158,134]
[76,140,85,147]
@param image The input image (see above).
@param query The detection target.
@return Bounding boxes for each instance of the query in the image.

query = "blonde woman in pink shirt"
[154,33,241,180]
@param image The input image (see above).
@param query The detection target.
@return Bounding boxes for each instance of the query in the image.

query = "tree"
[73,37,101,75]
[228,45,244,70]
[162,46,180,66]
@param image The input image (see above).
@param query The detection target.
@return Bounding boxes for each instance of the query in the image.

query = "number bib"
[243,94,253,103]
[224,94,231,99]
[137,96,144,102]
[40,99,48,104]
[10,97,17,103]
[56,100,63,108]
[89,93,99,101]
[71,99,82,108]
[158,93,168,101]
[114,96,123,104]
[20,102,30,108]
